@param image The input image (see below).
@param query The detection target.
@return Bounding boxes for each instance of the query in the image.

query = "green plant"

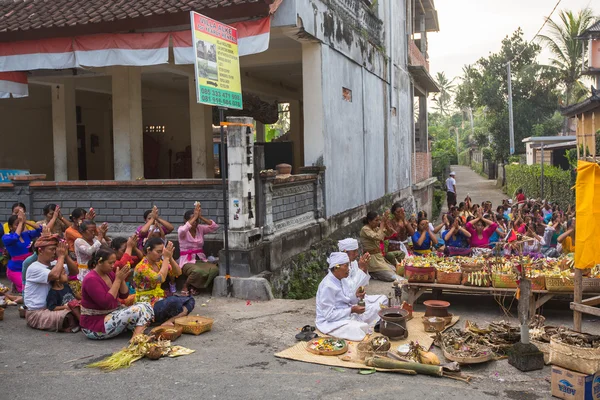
[505,164,574,205]
[458,150,470,166]
[508,155,521,164]
[432,189,445,221]
[482,147,493,160]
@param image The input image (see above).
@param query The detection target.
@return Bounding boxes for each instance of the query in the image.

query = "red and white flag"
[0,72,28,98]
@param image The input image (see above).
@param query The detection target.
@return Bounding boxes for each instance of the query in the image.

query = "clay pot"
[378,307,409,340]
[423,300,450,317]
[276,163,292,175]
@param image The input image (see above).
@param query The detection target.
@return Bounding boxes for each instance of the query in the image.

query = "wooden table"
[401,282,579,318]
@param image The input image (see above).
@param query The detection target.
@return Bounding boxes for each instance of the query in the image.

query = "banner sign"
[191,12,243,109]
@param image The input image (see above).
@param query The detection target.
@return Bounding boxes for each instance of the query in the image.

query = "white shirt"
[24,261,67,311]
[316,272,358,334]
[341,260,370,298]
[446,177,456,193]
[74,237,103,281]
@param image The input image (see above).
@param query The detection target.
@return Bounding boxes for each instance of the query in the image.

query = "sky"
[428,0,600,82]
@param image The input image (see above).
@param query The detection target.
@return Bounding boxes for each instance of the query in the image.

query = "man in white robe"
[338,238,388,310]
[315,252,383,341]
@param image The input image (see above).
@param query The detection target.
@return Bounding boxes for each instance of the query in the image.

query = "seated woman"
[412,218,438,256]
[36,204,71,237]
[80,247,154,340]
[2,212,41,292]
[134,238,195,326]
[465,211,498,251]
[74,220,108,285]
[383,203,414,264]
[442,215,471,255]
[178,203,219,295]
[65,208,95,257]
[522,223,546,256]
[136,206,174,250]
[110,234,143,306]
[359,212,398,282]
[315,252,382,341]
[557,218,575,255]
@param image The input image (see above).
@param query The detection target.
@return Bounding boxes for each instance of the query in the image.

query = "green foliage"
[508,155,521,164]
[432,72,455,115]
[531,112,563,137]
[471,160,484,176]
[432,189,445,221]
[482,147,494,160]
[565,148,578,170]
[537,8,596,107]
[505,164,574,205]
[458,150,470,166]
[454,29,561,161]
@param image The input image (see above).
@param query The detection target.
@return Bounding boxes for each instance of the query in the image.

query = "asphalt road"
[1,279,597,400]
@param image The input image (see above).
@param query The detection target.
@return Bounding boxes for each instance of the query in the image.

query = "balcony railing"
[409,40,429,71]
[329,0,383,46]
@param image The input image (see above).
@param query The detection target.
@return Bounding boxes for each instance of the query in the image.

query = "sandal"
[295,325,318,341]
[181,290,190,297]
[189,288,200,296]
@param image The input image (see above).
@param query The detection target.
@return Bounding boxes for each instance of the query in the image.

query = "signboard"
[191,12,243,109]
[0,169,28,182]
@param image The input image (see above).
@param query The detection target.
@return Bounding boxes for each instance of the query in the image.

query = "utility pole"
[507,62,515,155]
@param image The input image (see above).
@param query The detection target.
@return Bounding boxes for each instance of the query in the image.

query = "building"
[0,0,440,278]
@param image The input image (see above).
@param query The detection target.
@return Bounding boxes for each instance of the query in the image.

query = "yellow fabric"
[561,236,575,255]
[2,221,37,234]
[575,161,600,269]
[135,286,165,305]
[413,249,432,256]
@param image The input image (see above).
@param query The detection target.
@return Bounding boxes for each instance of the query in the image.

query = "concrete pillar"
[302,42,325,166]
[188,76,214,178]
[51,81,78,181]
[256,121,265,142]
[288,100,303,173]
[112,66,143,180]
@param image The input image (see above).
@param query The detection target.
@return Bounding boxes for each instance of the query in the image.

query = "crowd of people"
[315,172,576,341]
[0,201,219,339]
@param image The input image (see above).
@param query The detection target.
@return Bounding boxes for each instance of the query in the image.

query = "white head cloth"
[338,238,359,252]
[327,252,350,269]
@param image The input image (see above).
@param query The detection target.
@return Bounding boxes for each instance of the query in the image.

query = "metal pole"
[219,107,232,296]
[507,63,515,155]
[455,127,459,160]
[540,142,545,199]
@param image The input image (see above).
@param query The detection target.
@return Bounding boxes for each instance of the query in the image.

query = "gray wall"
[0,182,224,236]
[272,181,315,222]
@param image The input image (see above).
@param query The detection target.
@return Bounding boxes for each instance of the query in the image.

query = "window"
[145,125,166,134]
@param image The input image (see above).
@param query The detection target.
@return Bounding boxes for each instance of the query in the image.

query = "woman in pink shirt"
[465,212,498,249]
[178,203,219,296]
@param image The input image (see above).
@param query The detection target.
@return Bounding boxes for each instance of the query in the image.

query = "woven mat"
[274,312,460,370]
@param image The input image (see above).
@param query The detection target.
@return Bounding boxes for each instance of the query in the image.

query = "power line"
[506,0,563,65]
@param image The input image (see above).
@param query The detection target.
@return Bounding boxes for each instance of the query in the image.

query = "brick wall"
[272,181,315,223]
[0,180,225,237]
[412,152,432,184]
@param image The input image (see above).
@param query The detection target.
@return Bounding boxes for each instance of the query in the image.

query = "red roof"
[0,0,263,33]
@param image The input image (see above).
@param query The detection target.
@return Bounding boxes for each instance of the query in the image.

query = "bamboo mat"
[274,312,460,370]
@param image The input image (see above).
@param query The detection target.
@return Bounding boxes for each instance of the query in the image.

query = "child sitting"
[46,268,82,328]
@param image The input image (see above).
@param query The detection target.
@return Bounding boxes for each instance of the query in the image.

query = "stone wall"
[412,151,432,184]
[272,181,315,223]
[0,177,224,238]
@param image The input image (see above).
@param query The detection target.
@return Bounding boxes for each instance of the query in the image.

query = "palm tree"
[537,8,596,106]
[432,72,455,115]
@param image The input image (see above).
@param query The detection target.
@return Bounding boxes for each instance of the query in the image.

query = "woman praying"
[80,247,154,340]
[136,206,174,250]
[2,211,41,292]
[133,238,195,326]
[36,204,71,236]
[178,203,219,295]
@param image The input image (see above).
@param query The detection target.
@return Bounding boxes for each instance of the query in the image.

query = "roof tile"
[0,0,260,33]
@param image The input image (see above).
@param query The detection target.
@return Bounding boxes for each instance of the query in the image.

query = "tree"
[537,8,596,107]
[432,72,455,115]
[453,29,561,161]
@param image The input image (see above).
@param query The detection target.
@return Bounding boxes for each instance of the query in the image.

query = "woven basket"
[583,277,600,293]
[150,325,183,341]
[491,273,518,289]
[356,342,389,361]
[545,276,574,292]
[174,316,214,335]
[530,339,550,364]
[396,264,405,277]
[461,271,491,287]
[529,276,546,291]
[404,265,436,283]
[436,270,462,285]
[549,336,600,375]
